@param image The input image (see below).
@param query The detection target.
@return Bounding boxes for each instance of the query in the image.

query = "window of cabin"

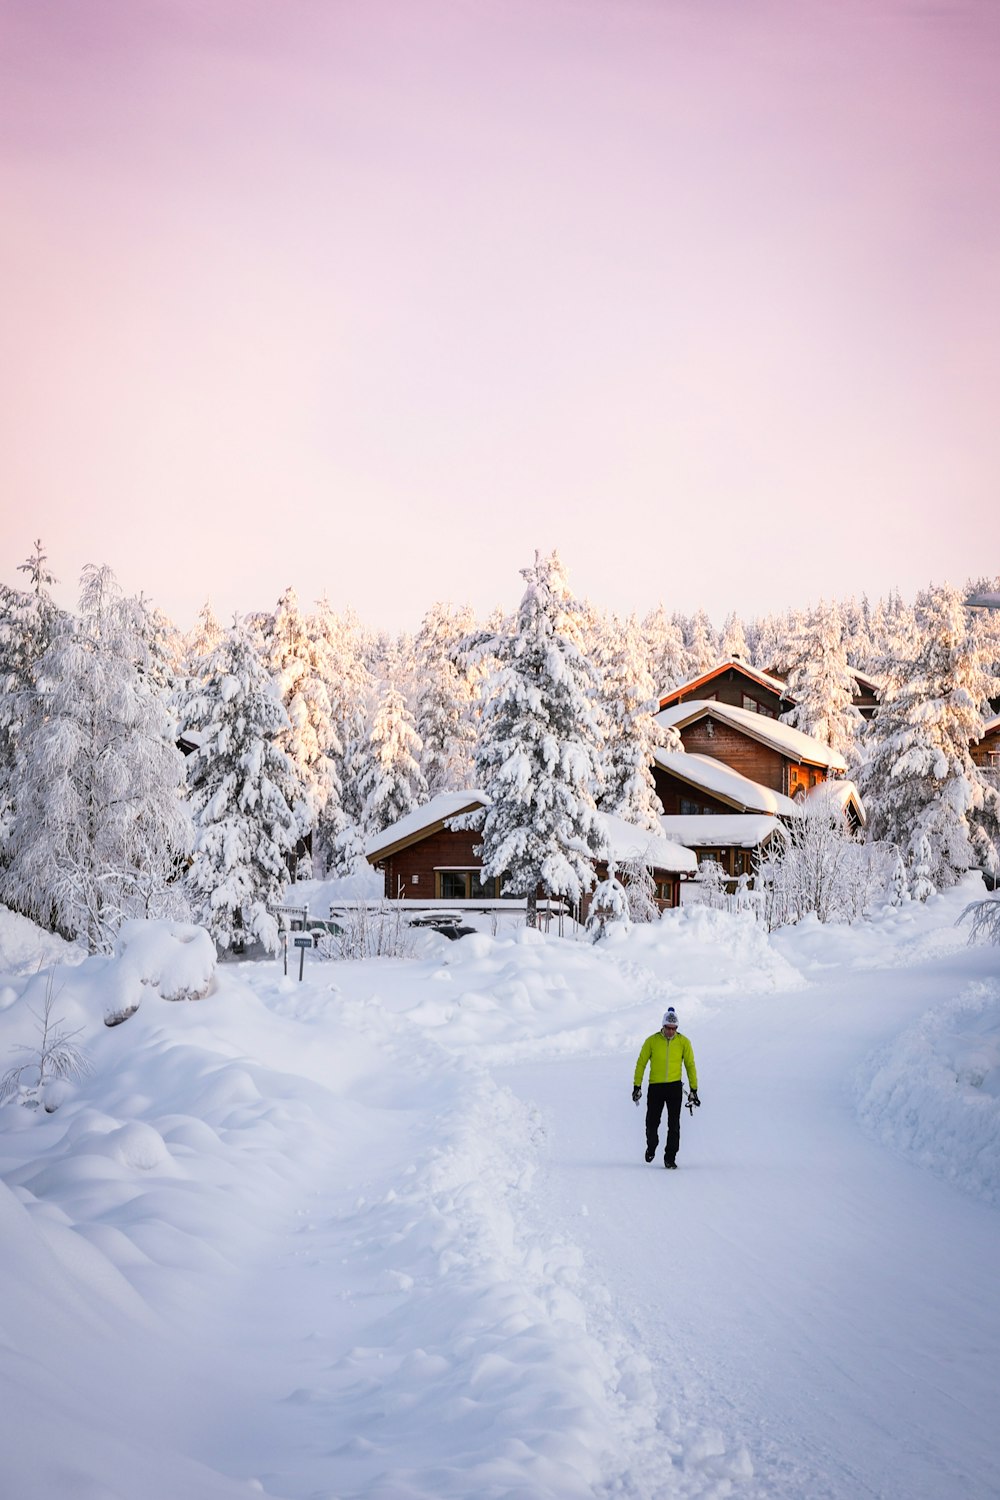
[436,870,501,899]
[679,796,702,816]
[741,691,776,718]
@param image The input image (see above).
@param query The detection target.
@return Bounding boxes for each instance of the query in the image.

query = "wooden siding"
[678,718,786,793]
[379,825,485,900]
[677,717,824,798]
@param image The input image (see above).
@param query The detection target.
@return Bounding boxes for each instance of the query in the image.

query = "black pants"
[645,1081,683,1162]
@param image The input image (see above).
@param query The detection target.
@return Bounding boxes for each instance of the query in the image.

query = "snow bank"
[0,904,83,981]
[856,979,1000,1206]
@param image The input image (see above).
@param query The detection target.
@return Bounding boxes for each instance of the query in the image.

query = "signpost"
[292,934,311,982]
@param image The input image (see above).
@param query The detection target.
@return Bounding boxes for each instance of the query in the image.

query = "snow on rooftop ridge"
[656,699,848,771]
[652,747,798,816]
[805,778,867,826]
[658,658,793,704]
[364,790,488,859]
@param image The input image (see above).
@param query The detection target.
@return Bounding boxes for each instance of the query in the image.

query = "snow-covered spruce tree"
[466,550,606,928]
[685,608,719,676]
[358,686,427,839]
[414,601,478,797]
[909,833,936,903]
[595,614,677,831]
[181,619,300,954]
[641,605,688,697]
[262,587,343,878]
[779,600,862,763]
[0,541,64,849]
[720,611,751,663]
[2,565,191,951]
[857,583,1000,887]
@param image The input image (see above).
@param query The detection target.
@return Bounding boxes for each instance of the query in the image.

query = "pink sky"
[2,0,998,632]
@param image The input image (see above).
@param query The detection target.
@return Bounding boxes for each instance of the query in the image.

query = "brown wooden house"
[658,660,793,718]
[364,791,696,914]
[972,715,1000,777]
[655,698,849,801]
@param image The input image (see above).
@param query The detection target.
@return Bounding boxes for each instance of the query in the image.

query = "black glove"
[632,1086,642,1104]
[689,1090,700,1107]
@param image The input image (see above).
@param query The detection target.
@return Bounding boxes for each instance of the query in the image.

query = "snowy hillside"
[0,884,997,1499]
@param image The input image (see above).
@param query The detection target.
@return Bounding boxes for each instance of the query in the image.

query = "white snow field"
[0,882,997,1500]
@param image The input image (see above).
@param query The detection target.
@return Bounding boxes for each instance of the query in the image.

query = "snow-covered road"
[502,955,1000,1498]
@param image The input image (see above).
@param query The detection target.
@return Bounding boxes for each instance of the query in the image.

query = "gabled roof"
[803,778,867,827]
[655,699,848,772]
[364,791,696,874]
[981,714,1000,736]
[652,747,798,815]
[365,790,488,863]
[658,659,794,711]
[658,814,785,850]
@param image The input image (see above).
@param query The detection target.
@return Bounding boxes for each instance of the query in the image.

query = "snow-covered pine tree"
[779,600,862,763]
[358,686,427,838]
[595,614,677,831]
[720,611,751,663]
[262,587,342,877]
[685,608,719,676]
[183,601,224,684]
[414,602,478,797]
[909,833,936,903]
[2,565,191,950]
[858,583,1000,887]
[0,541,64,847]
[468,550,606,928]
[181,618,300,953]
[641,605,688,697]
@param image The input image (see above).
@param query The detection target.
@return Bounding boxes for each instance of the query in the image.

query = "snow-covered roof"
[658,814,785,849]
[652,747,799,816]
[364,790,488,861]
[804,778,867,827]
[597,812,697,874]
[982,714,1000,736]
[658,659,793,708]
[655,699,848,771]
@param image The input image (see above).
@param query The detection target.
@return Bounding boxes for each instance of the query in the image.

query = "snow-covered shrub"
[909,834,936,903]
[105,919,217,1026]
[586,874,631,942]
[0,973,91,1111]
[754,808,893,927]
[319,903,417,960]
[619,854,659,923]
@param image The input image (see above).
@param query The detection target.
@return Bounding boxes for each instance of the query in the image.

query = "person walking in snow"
[632,1007,699,1169]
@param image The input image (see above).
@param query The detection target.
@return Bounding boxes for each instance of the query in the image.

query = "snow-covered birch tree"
[2,565,191,950]
[181,619,300,953]
[466,550,606,928]
[0,541,64,847]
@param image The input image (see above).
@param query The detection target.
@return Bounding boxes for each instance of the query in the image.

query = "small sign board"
[292,936,312,949]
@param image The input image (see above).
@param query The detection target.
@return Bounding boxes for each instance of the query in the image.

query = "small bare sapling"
[0,975,91,1112]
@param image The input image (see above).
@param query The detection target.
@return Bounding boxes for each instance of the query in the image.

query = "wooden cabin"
[364,791,696,915]
[655,699,848,801]
[972,715,1000,776]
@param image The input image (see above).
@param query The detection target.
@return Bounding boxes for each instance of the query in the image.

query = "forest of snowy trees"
[0,540,997,953]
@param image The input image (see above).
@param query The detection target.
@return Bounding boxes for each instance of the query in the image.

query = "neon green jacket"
[634,1031,697,1090]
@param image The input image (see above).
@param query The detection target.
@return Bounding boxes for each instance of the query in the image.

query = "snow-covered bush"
[104,919,217,1025]
[319,903,417,960]
[755,808,893,927]
[586,873,631,942]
